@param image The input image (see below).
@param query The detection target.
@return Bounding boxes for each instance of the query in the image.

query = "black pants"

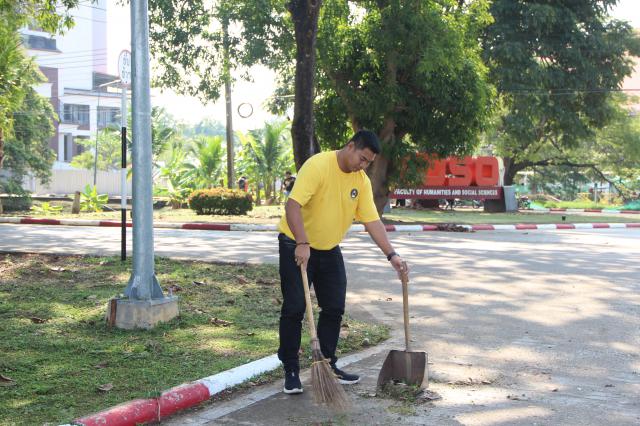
[277,233,347,371]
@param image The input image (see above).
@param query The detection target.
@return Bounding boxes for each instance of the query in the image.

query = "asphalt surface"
[1,224,639,425]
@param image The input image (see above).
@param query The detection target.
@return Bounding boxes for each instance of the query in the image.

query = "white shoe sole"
[283,387,303,394]
[337,377,361,385]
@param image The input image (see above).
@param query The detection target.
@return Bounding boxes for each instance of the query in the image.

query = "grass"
[0,253,389,425]
[4,202,637,226]
[537,200,623,209]
[383,207,639,224]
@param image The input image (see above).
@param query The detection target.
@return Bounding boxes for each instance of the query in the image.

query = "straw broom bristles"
[300,265,351,411]
[309,338,351,411]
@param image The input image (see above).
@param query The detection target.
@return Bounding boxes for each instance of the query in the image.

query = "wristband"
[296,242,310,246]
[386,251,399,261]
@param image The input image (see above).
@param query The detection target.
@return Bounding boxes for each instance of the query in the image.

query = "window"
[22,34,57,51]
[97,107,120,128]
[62,104,90,126]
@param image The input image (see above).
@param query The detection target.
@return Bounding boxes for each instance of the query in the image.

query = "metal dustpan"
[377,264,427,388]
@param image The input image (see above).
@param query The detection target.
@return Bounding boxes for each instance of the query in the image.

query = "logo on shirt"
[350,188,358,199]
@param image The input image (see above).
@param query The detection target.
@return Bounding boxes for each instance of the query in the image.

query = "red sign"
[393,156,501,200]
[423,156,500,187]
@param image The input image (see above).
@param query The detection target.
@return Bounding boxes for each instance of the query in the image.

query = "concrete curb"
[69,341,394,426]
[526,208,640,214]
[72,355,281,426]
[2,216,639,233]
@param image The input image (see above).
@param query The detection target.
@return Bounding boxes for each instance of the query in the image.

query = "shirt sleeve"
[288,156,321,207]
[355,174,380,223]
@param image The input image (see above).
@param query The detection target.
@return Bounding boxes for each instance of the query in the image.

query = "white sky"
[106,0,640,128]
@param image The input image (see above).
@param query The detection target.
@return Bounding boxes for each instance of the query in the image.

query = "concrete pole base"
[107,297,179,330]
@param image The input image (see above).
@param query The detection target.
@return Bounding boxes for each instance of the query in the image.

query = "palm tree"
[238,121,293,204]
[183,135,225,189]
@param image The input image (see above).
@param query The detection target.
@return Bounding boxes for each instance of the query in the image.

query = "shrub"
[80,184,109,212]
[188,188,253,215]
[1,193,32,212]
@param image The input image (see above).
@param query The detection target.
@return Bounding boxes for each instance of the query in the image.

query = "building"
[20,0,123,170]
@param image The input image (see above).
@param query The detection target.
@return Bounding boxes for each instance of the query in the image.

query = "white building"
[21,0,123,170]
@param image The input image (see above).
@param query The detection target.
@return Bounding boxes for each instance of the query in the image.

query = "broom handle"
[300,265,318,341]
[401,262,410,352]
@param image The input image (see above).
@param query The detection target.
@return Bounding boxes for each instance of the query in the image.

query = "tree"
[238,120,294,203]
[0,0,79,209]
[149,1,494,213]
[183,135,225,189]
[482,0,640,186]
[2,87,56,191]
[314,0,493,211]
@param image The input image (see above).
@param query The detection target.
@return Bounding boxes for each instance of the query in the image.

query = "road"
[1,224,639,425]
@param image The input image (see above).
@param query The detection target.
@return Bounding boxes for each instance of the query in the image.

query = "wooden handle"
[300,265,318,340]
[401,262,410,351]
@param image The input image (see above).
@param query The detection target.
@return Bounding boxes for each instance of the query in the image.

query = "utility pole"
[223,20,235,188]
[108,0,178,330]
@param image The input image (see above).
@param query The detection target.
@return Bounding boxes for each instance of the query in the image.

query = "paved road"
[1,224,639,425]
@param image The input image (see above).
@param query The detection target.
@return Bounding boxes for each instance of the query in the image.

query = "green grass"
[538,200,623,209]
[383,208,639,224]
[4,202,637,226]
[2,202,284,224]
[0,254,388,425]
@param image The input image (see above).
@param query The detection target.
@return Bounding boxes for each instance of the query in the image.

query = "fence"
[22,169,133,196]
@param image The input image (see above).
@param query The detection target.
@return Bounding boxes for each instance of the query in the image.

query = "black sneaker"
[283,369,303,394]
[331,365,360,385]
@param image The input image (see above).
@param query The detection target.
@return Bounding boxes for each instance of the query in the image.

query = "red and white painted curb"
[69,354,280,426]
[526,208,640,214]
[1,216,639,233]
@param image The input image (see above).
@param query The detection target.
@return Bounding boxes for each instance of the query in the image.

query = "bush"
[188,188,253,215]
[0,193,32,212]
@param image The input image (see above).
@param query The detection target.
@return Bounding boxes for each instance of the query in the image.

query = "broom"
[300,264,351,411]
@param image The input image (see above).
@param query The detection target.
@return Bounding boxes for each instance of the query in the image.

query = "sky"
[105,0,640,129]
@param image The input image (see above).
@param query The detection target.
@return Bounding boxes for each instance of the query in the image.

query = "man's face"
[346,142,376,172]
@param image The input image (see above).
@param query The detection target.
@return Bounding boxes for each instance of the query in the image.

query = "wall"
[22,169,132,196]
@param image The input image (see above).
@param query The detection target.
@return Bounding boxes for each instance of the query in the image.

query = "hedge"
[188,188,253,215]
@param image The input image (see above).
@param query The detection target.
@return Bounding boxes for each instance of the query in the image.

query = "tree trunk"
[368,123,398,215]
[502,156,522,186]
[287,0,322,170]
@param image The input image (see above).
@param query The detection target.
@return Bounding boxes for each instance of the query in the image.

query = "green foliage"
[183,135,226,189]
[71,128,123,171]
[237,120,294,203]
[2,87,56,188]
[0,192,32,212]
[157,148,194,208]
[188,188,253,215]
[482,0,640,183]
[30,201,63,215]
[79,185,108,213]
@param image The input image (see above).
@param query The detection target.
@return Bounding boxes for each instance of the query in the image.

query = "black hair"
[349,129,381,154]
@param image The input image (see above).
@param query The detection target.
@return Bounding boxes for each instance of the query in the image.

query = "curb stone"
[1,216,639,233]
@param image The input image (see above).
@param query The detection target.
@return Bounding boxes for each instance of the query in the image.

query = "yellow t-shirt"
[278,151,380,250]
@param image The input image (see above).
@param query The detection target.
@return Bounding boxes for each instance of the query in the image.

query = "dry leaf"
[30,317,48,324]
[0,374,15,384]
[209,317,233,327]
[256,278,277,285]
[245,332,255,336]
[97,383,113,392]
[94,362,108,369]
[168,285,182,292]
[420,390,442,401]
[49,266,66,272]
[386,297,393,301]
[225,299,235,305]
[192,280,206,286]
[237,275,249,284]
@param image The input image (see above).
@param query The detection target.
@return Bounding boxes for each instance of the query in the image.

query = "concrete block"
[107,297,179,330]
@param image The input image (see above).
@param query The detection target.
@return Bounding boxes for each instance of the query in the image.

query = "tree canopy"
[482,0,640,185]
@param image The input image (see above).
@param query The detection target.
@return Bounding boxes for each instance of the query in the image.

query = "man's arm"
[364,219,406,277]
[285,198,311,267]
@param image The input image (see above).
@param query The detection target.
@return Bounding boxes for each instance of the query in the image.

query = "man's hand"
[294,244,310,268]
[390,256,408,281]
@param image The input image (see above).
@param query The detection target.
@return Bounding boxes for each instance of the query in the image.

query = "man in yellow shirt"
[277,130,406,394]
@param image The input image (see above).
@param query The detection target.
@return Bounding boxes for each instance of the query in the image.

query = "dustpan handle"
[401,262,410,351]
[300,265,318,341]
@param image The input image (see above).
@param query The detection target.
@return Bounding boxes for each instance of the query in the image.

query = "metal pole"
[120,86,127,262]
[124,0,163,300]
